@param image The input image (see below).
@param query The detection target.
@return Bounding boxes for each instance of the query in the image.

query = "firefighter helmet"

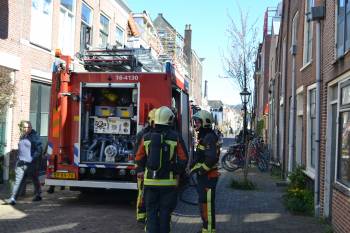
[147,108,157,124]
[154,106,175,126]
[193,110,213,128]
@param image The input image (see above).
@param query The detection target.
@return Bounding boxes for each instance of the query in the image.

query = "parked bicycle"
[221,135,269,172]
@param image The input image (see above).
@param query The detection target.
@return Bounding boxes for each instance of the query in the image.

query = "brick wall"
[0,0,130,154]
[319,1,350,232]
[332,190,350,233]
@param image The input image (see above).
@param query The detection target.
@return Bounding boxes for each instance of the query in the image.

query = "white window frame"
[30,0,53,50]
[115,25,125,47]
[80,1,92,52]
[336,0,350,57]
[99,13,110,48]
[291,11,299,47]
[306,83,317,178]
[59,0,76,56]
[303,0,313,65]
[335,78,350,190]
[296,86,304,166]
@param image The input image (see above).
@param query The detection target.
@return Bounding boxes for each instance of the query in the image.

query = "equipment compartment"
[79,86,137,164]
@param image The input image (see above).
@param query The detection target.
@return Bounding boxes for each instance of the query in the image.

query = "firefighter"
[135,108,157,223]
[190,110,220,233]
[135,106,188,233]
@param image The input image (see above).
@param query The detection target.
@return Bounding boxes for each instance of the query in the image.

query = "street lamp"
[240,88,251,105]
[240,87,251,180]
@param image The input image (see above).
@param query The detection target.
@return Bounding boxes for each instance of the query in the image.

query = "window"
[58,0,75,55]
[292,12,299,47]
[115,26,124,47]
[307,87,317,174]
[99,14,109,47]
[337,0,350,57]
[296,91,304,165]
[80,2,92,52]
[30,0,53,49]
[337,81,350,188]
[30,82,51,146]
[303,0,313,64]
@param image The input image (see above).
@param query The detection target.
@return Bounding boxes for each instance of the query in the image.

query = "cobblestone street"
[0,166,328,233]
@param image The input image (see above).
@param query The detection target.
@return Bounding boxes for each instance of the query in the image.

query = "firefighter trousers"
[197,175,218,233]
[144,186,178,233]
[136,177,146,222]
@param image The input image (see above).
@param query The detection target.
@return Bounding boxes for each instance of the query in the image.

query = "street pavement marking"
[0,205,27,220]
[243,213,281,223]
[17,223,79,233]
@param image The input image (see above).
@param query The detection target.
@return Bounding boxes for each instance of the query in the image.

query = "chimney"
[204,80,208,99]
[184,24,192,64]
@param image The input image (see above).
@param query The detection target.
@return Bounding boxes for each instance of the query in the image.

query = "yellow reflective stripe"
[197,144,205,150]
[144,140,151,155]
[137,212,146,220]
[144,178,177,186]
[136,178,144,219]
[202,163,210,171]
[207,189,212,232]
[165,140,177,160]
[190,163,202,173]
[170,171,173,180]
[202,229,216,233]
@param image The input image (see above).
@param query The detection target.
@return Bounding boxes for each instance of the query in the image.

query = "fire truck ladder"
[82,48,163,72]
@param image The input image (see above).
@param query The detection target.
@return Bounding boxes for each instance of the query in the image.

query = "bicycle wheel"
[221,152,241,172]
[257,157,268,172]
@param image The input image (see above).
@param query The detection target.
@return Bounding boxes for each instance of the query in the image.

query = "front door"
[0,112,6,156]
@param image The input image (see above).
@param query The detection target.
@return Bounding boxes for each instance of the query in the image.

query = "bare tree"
[222,6,258,182]
[0,72,15,114]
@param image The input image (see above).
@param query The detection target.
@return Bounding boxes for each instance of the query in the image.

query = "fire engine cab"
[45,48,191,191]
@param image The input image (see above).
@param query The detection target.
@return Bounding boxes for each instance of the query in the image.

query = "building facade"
[256,1,350,232]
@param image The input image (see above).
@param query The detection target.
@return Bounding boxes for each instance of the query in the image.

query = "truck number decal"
[114,75,139,81]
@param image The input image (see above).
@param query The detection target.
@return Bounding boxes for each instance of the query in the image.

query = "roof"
[208,100,224,109]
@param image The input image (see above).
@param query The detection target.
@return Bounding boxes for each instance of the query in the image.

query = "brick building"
[0,0,131,181]
[256,0,350,232]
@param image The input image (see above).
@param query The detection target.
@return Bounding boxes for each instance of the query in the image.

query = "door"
[0,112,6,155]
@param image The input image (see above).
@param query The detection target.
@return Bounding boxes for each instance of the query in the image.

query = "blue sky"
[125,0,281,105]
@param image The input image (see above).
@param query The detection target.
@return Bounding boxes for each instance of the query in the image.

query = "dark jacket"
[24,130,43,161]
[192,128,220,178]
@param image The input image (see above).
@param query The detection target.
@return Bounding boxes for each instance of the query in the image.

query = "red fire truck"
[45,48,191,191]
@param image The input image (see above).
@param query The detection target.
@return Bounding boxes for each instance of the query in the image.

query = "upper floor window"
[59,0,75,56]
[337,81,350,188]
[303,0,313,64]
[99,14,109,48]
[30,0,53,49]
[115,25,124,47]
[80,2,92,53]
[291,12,299,47]
[336,0,350,57]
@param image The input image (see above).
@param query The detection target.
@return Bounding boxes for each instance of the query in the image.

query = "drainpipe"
[288,43,296,174]
[311,4,325,218]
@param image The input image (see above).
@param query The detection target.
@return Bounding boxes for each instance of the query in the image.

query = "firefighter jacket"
[135,125,188,187]
[191,128,220,178]
[133,125,152,155]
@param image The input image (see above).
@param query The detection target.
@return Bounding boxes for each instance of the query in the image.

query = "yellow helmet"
[193,110,213,128]
[147,108,157,124]
[154,106,175,126]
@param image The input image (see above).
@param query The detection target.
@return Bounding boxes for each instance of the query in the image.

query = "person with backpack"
[135,106,188,233]
[4,121,43,205]
[135,108,157,223]
[190,110,220,233]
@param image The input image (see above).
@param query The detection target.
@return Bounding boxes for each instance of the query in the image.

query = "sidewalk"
[172,167,328,233]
